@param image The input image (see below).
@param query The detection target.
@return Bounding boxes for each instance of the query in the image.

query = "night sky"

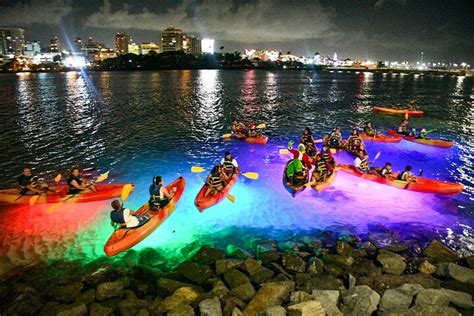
[1,0,472,63]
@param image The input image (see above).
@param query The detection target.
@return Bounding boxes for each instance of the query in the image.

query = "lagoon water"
[0,70,473,272]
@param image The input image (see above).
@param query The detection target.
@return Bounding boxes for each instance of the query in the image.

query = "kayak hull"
[194,174,238,212]
[283,161,309,196]
[104,177,185,257]
[339,164,463,195]
[311,171,337,193]
[386,130,454,148]
[0,184,134,205]
[360,133,401,143]
[234,133,268,145]
[373,106,424,116]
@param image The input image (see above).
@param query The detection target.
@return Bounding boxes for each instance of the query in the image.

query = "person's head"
[298,143,306,153]
[232,120,237,124]
[322,144,329,151]
[153,176,163,186]
[316,154,322,161]
[358,150,365,158]
[111,200,122,211]
[352,128,358,135]
[225,151,232,160]
[303,127,311,135]
[405,165,413,172]
[212,165,221,174]
[335,127,340,132]
[366,121,372,127]
[421,128,426,133]
[22,167,32,176]
[71,167,80,177]
[385,162,392,170]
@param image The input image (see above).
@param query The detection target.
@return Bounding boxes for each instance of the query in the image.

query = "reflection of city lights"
[201,39,215,54]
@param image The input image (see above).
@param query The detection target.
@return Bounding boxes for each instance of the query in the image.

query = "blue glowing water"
[0,70,472,270]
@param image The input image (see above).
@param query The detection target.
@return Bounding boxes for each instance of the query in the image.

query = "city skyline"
[0,0,472,64]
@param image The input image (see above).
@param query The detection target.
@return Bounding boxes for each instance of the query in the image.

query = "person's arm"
[162,187,172,198]
[354,158,361,168]
[206,175,212,186]
[70,179,85,191]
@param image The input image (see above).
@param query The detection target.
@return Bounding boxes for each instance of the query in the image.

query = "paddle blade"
[314,138,323,143]
[225,193,235,203]
[54,174,62,182]
[241,172,259,180]
[373,151,381,162]
[256,123,266,129]
[222,133,232,138]
[96,171,110,183]
[279,149,290,155]
[404,112,409,120]
[121,183,133,202]
[29,195,39,206]
[191,166,205,173]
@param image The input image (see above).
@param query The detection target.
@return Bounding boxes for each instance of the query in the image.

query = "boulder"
[415,288,450,306]
[244,281,295,315]
[75,288,96,305]
[48,281,84,303]
[440,288,473,309]
[222,296,246,316]
[96,281,124,301]
[437,263,474,285]
[312,290,342,316]
[118,298,149,316]
[157,278,203,296]
[379,288,417,311]
[367,273,440,294]
[162,287,200,312]
[306,257,324,275]
[90,303,114,316]
[223,269,251,289]
[137,310,149,316]
[342,285,380,316]
[261,306,286,316]
[199,297,222,316]
[377,252,406,275]
[324,254,354,268]
[231,282,256,302]
[177,261,214,285]
[423,240,457,263]
[167,304,195,316]
[209,280,230,299]
[300,275,344,292]
[397,305,461,316]
[465,256,474,269]
[215,259,243,275]
[383,243,409,253]
[336,241,367,258]
[290,291,313,303]
[418,260,437,274]
[288,300,325,316]
[192,247,226,265]
[243,258,274,283]
[56,303,88,316]
[270,263,294,280]
[323,264,344,277]
[231,307,243,316]
[282,254,307,273]
[226,245,253,259]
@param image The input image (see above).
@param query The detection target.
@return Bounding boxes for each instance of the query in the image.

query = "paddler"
[398,165,417,183]
[288,141,312,170]
[312,154,330,183]
[320,144,336,170]
[378,162,394,179]
[364,122,376,137]
[204,165,226,197]
[286,158,306,185]
[110,200,150,229]
[231,120,247,134]
[149,176,175,210]
[67,167,97,194]
[220,151,240,181]
[354,150,370,173]
[346,128,365,153]
[18,167,54,195]
[247,121,257,137]
[397,119,410,135]
[417,128,435,139]
[327,127,344,148]
[300,127,315,148]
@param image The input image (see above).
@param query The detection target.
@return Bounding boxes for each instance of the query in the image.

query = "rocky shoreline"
[1,236,473,316]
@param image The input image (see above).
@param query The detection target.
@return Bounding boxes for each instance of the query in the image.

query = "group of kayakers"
[397,118,432,139]
[231,120,258,137]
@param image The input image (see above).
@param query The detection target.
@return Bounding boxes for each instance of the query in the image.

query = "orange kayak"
[234,133,268,145]
[360,133,401,143]
[194,174,238,212]
[104,177,185,257]
[386,130,454,148]
[339,164,463,195]
[0,184,134,205]
[373,106,424,116]
[311,171,337,193]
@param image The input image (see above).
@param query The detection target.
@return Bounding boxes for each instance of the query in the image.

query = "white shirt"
[354,157,363,168]
[220,158,238,168]
[123,208,139,228]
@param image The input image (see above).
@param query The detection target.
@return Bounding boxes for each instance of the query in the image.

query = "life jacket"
[210,173,223,186]
[381,167,392,176]
[316,159,327,173]
[329,131,342,141]
[359,158,369,172]
[364,127,375,136]
[301,134,313,145]
[110,209,125,224]
[222,159,235,174]
[67,176,82,193]
[398,171,410,181]
[149,184,164,201]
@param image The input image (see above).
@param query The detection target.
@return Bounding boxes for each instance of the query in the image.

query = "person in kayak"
[149,176,175,211]
[231,120,247,134]
[407,100,417,110]
[398,165,417,182]
[320,144,336,171]
[346,129,365,153]
[110,200,150,229]
[18,167,54,195]
[204,165,226,197]
[364,122,376,137]
[220,151,240,181]
[300,127,315,147]
[378,162,394,179]
[288,141,312,170]
[247,121,257,137]
[397,119,410,135]
[408,128,417,137]
[286,158,307,186]
[327,128,344,148]
[67,167,97,194]
[354,150,370,173]
[312,154,330,183]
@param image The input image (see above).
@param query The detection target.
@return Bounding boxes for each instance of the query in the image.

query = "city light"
[64,56,87,68]
[201,38,214,54]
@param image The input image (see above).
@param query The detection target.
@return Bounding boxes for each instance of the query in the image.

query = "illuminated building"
[140,42,160,55]
[245,49,279,62]
[99,48,116,60]
[182,34,190,53]
[128,43,140,55]
[161,26,183,52]
[190,36,202,55]
[24,41,41,58]
[73,38,84,53]
[280,54,301,62]
[201,39,215,54]
[48,37,60,53]
[115,33,130,55]
[0,28,25,57]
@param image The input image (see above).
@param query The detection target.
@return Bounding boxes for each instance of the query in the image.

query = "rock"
[366,273,440,294]
[270,263,294,280]
[244,281,295,315]
[377,253,406,275]
[243,258,274,283]
[231,307,243,316]
[149,298,165,315]
[379,285,421,311]
[90,303,114,316]
[177,261,214,285]
[261,305,286,316]
[415,288,450,306]
[349,258,382,278]
[323,264,344,277]
[290,291,313,303]
[138,309,149,316]
[231,282,256,302]
[199,297,222,316]
[157,278,203,296]
[383,243,409,253]
[83,265,117,287]
[138,247,166,266]
[384,305,461,316]
[300,275,344,292]
[216,259,243,275]
[123,289,138,300]
[193,247,226,265]
[118,298,149,316]
[440,288,473,309]
[56,303,87,316]
[75,288,96,305]
[312,290,342,316]
[162,287,200,312]
[423,240,458,263]
[48,281,84,303]
[167,304,195,316]
[223,269,251,289]
[348,273,356,290]
[226,245,253,259]
[342,285,380,316]
[210,280,230,299]
[96,281,124,301]
[295,273,311,286]
[324,254,354,268]
[465,256,474,269]
[306,257,324,276]
[258,251,281,264]
[336,241,367,258]
[437,263,474,285]
[418,260,437,274]
[222,296,246,316]
[288,300,325,316]
[282,254,306,273]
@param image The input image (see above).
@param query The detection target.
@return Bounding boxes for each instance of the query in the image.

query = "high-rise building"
[140,42,160,55]
[115,33,130,55]
[24,41,41,58]
[190,36,202,55]
[201,39,215,54]
[182,33,190,54]
[48,37,60,53]
[0,28,25,56]
[161,26,182,52]
[73,38,84,53]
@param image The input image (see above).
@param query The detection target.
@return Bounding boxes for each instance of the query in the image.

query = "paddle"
[256,123,266,129]
[369,151,382,165]
[120,183,134,202]
[280,148,336,155]
[222,133,233,138]
[196,174,235,203]
[191,166,258,180]
[405,112,409,120]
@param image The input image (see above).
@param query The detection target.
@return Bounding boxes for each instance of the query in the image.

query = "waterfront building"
[24,41,41,58]
[190,36,202,55]
[0,28,25,57]
[73,38,84,53]
[99,48,116,60]
[115,33,130,55]
[128,43,140,55]
[161,26,183,52]
[182,34,190,54]
[48,37,60,53]
[140,42,160,55]
[244,49,279,61]
[201,39,215,54]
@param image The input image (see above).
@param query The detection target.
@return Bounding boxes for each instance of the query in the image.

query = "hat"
[298,144,306,152]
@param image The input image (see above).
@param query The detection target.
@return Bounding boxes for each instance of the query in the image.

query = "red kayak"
[373,106,424,116]
[104,177,185,257]
[387,130,454,148]
[0,184,134,205]
[339,164,463,195]
[194,174,238,212]
[234,133,268,145]
[360,133,401,143]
